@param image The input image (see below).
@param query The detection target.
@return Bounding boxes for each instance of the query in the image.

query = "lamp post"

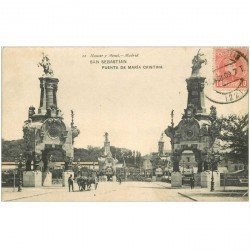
[12,168,16,192]
[209,150,218,192]
[14,154,25,192]
[182,160,185,174]
[210,163,215,192]
[122,152,127,181]
[170,110,175,171]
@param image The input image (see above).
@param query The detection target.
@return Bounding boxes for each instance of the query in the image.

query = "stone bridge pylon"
[165,50,220,187]
[22,53,80,187]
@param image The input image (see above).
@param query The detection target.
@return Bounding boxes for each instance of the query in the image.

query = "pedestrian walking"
[94,174,99,190]
[68,174,74,192]
[190,176,195,189]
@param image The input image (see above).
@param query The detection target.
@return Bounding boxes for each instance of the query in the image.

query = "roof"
[115,164,124,168]
[181,150,193,154]
[2,162,17,165]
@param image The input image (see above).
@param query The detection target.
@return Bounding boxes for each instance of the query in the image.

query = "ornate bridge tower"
[165,50,219,187]
[98,132,118,181]
[104,132,112,157]
[22,54,80,187]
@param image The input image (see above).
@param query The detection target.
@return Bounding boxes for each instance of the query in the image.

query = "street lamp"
[14,154,25,192]
[209,150,219,192]
[210,161,215,192]
[182,160,185,174]
[207,151,215,192]
[121,152,127,181]
[12,167,16,192]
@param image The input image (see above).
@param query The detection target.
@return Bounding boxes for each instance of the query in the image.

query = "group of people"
[68,174,123,192]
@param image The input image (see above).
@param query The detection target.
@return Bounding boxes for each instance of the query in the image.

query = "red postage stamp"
[204,47,249,104]
[214,47,248,89]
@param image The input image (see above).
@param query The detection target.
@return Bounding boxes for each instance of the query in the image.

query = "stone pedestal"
[207,171,220,191]
[112,176,116,182]
[194,173,201,186]
[23,171,42,187]
[42,172,52,186]
[156,176,162,182]
[62,171,74,187]
[201,171,210,188]
[152,176,157,182]
[171,172,182,188]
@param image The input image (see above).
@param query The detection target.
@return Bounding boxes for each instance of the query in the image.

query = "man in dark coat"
[190,176,195,189]
[68,174,74,192]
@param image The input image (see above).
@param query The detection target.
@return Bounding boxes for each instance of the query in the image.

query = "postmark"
[205,47,248,104]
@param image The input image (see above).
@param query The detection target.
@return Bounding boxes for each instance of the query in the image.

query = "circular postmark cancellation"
[205,47,248,104]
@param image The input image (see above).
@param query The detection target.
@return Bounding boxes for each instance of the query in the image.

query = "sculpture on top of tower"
[191,49,207,77]
[38,53,54,76]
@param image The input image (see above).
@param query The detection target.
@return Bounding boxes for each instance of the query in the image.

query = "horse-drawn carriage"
[76,175,98,191]
[76,167,98,191]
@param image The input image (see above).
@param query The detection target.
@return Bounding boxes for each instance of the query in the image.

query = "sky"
[2,47,248,154]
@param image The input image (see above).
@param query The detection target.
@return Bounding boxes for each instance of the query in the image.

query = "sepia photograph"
[1,47,248,202]
[1,2,250,250]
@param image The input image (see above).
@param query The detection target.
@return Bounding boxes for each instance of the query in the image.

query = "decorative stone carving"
[209,105,217,121]
[71,126,80,141]
[28,106,35,118]
[178,119,200,141]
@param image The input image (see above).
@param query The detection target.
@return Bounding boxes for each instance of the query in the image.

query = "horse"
[76,176,88,191]
[86,176,98,190]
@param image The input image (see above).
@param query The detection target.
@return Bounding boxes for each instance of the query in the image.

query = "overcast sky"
[2,47,248,154]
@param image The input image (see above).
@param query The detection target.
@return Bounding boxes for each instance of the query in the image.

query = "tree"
[135,151,142,167]
[150,153,161,168]
[217,114,248,169]
[1,139,25,162]
[2,138,143,164]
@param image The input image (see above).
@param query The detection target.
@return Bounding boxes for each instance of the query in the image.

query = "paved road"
[2,181,248,202]
[2,182,191,202]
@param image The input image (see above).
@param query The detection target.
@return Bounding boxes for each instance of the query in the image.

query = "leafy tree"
[217,114,248,169]
[1,139,25,161]
[2,139,142,164]
[135,151,142,167]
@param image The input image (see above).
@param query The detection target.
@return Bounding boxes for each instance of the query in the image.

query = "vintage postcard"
[1,47,248,202]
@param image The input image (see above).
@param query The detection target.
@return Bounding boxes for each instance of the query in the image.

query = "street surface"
[1,181,248,202]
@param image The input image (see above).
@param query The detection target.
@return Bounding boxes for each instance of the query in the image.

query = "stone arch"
[172,147,206,173]
[41,147,65,172]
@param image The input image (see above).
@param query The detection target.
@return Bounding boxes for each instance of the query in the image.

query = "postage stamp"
[205,47,248,104]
